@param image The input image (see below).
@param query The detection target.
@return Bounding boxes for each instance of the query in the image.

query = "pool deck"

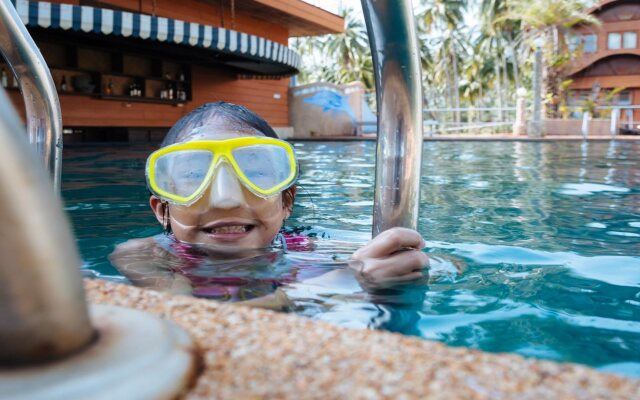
[295,134,640,141]
[86,279,639,399]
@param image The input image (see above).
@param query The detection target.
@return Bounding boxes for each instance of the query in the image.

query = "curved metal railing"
[361,0,423,236]
[0,0,62,192]
[0,86,93,365]
[0,0,90,365]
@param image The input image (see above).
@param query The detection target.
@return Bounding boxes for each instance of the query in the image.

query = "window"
[569,34,598,53]
[615,90,632,106]
[623,32,637,48]
[583,34,597,53]
[569,35,581,52]
[608,33,622,49]
[567,90,591,106]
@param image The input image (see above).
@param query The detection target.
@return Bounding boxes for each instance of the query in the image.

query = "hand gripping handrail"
[361,0,423,236]
[0,0,62,192]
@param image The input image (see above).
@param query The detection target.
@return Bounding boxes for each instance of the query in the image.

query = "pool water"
[63,140,640,376]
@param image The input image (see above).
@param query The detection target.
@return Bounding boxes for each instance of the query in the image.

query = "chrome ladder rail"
[361,0,424,236]
[0,0,62,192]
[0,0,88,364]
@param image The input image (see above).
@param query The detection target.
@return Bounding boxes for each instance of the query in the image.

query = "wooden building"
[568,0,640,124]
[1,0,343,141]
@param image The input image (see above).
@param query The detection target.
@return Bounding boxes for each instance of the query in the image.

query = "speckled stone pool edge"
[85,279,639,399]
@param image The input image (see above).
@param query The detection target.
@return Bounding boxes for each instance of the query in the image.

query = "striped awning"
[11,0,301,76]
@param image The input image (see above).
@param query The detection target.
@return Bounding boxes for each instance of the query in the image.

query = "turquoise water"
[63,140,640,376]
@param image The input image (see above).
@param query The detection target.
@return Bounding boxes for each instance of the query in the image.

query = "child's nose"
[209,163,246,208]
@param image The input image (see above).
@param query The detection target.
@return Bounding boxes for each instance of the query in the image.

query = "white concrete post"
[528,39,544,138]
[581,111,590,139]
[512,87,527,135]
[610,108,619,137]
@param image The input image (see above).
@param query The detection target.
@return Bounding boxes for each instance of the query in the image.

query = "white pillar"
[610,108,619,137]
[512,87,527,135]
[528,40,544,138]
[581,111,590,138]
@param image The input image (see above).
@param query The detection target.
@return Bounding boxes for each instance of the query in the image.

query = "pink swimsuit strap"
[159,232,319,300]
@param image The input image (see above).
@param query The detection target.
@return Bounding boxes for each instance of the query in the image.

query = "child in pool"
[110,102,429,308]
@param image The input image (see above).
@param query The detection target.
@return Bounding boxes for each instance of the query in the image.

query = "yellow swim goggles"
[146,137,297,205]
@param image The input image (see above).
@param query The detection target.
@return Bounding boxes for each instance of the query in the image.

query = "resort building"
[568,0,640,125]
[1,0,343,142]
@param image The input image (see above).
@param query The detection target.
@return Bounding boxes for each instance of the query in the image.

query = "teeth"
[209,225,248,234]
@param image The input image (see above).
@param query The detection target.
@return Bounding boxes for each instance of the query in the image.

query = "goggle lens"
[232,145,292,191]
[154,150,213,199]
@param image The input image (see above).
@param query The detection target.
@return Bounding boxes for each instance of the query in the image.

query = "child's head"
[147,102,297,251]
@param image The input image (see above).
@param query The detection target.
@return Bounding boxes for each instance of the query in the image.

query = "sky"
[302,0,362,15]
[303,0,480,30]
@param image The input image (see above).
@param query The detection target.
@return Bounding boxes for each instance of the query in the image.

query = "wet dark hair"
[161,101,278,147]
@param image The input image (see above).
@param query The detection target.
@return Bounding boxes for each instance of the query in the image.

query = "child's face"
[150,129,292,252]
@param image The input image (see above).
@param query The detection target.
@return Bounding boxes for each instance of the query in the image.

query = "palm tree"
[290,7,374,89]
[498,0,599,117]
[323,7,370,77]
[417,0,467,126]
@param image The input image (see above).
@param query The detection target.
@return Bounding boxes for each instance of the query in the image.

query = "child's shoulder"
[110,235,176,263]
[112,237,158,253]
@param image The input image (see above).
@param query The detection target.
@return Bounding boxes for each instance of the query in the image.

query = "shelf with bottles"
[99,95,188,105]
[51,68,101,96]
[101,75,145,98]
[6,40,193,104]
[152,60,190,83]
[145,79,190,103]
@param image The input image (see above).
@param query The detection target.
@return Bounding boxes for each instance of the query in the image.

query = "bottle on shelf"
[1,67,8,88]
[179,70,185,82]
[167,82,174,100]
[129,82,141,97]
[60,75,68,92]
[176,83,186,101]
[11,75,18,88]
[105,78,113,95]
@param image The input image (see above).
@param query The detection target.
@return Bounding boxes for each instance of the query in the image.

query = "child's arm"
[236,288,293,311]
[109,238,193,295]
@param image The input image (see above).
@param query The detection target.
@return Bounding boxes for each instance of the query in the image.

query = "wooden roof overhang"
[587,0,631,15]
[217,0,345,37]
[569,51,640,77]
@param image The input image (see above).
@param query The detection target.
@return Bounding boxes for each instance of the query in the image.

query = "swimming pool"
[63,140,640,376]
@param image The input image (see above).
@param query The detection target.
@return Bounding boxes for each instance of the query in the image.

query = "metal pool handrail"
[0,0,89,365]
[0,85,93,364]
[361,0,423,236]
[0,12,196,390]
[0,0,63,192]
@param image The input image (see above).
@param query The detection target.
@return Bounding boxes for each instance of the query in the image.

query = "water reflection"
[63,140,640,375]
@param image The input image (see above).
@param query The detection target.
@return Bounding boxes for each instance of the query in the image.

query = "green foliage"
[580,86,626,118]
[291,7,373,89]
[292,0,601,114]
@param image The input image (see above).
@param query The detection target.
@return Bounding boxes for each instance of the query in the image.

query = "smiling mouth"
[202,224,255,235]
